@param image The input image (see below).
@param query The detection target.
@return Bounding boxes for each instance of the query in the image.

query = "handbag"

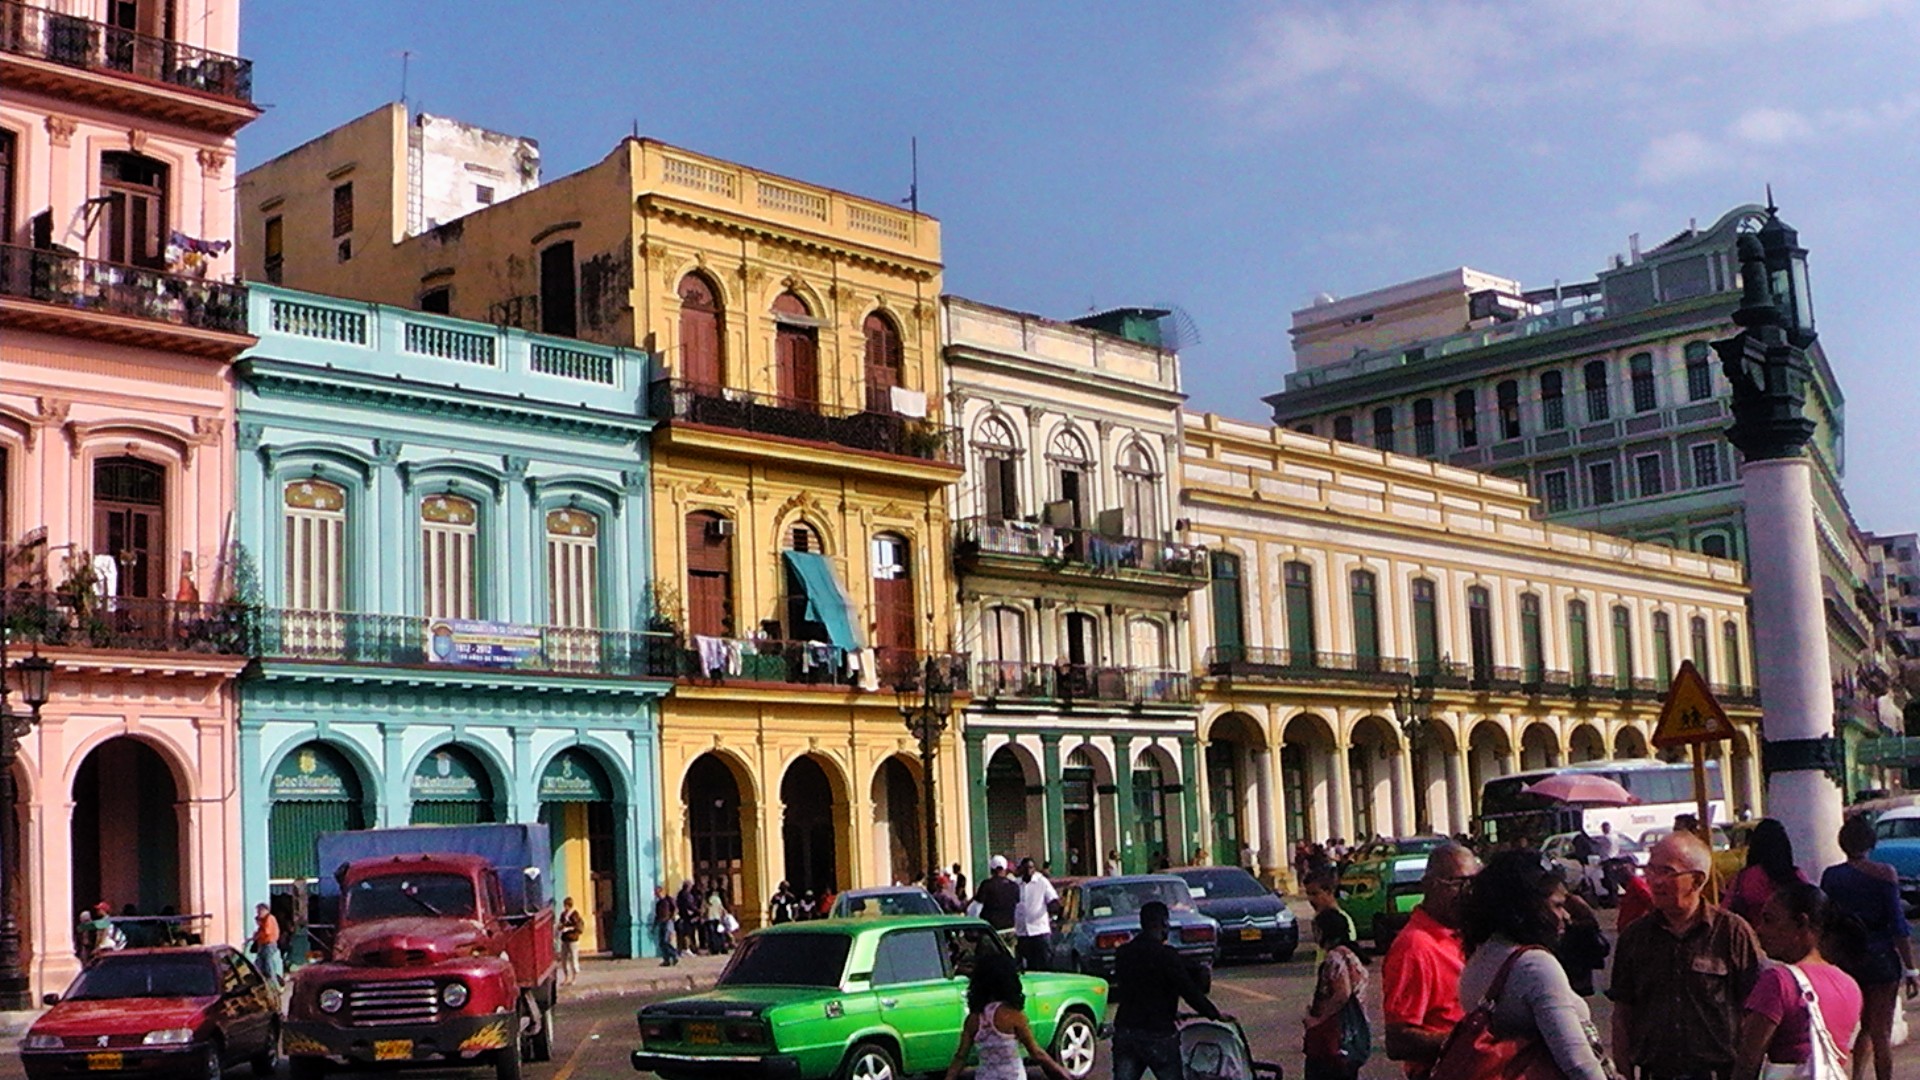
[1428,946,1566,1080]
[1303,949,1371,1067]
[1758,964,1847,1080]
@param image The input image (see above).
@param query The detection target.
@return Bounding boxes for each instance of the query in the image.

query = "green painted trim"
[1179,737,1201,863]
[247,661,672,698]
[1111,735,1136,874]
[240,363,655,441]
[964,732,988,878]
[1041,734,1066,873]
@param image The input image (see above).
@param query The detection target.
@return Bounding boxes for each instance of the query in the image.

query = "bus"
[1478,759,1727,846]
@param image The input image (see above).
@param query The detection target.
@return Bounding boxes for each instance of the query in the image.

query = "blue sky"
[239,1,1920,533]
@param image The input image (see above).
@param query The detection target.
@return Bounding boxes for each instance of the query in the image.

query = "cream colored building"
[1181,415,1761,888]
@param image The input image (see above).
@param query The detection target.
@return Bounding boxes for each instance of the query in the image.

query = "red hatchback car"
[20,946,280,1079]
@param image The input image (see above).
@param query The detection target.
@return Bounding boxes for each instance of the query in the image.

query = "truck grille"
[347,978,441,1027]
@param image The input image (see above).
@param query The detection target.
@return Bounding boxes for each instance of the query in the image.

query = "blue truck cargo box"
[314,824,551,913]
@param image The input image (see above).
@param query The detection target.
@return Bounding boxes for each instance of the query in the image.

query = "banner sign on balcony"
[426,619,542,668]
[539,749,612,802]
[271,742,359,802]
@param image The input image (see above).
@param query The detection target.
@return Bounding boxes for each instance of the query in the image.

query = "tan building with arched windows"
[1181,414,1762,890]
[238,108,964,931]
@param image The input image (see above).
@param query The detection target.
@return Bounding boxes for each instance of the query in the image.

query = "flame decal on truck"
[458,1021,511,1053]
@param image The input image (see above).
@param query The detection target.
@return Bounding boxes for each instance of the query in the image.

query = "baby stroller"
[1179,1016,1283,1080]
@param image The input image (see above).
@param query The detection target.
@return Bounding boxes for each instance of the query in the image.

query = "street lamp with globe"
[894,656,955,885]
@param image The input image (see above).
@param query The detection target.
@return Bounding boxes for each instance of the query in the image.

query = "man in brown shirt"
[1608,831,1762,1080]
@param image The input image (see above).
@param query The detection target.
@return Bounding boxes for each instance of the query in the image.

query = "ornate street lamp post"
[894,656,955,883]
[0,634,53,1011]
[1392,680,1433,835]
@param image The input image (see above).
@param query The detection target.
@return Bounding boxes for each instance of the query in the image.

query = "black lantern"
[12,654,52,711]
[1757,205,1814,346]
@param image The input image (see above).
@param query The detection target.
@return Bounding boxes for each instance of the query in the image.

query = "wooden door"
[777,325,819,408]
[684,513,733,638]
[93,458,164,599]
[864,314,902,413]
[101,163,166,269]
[872,535,914,682]
[677,275,724,390]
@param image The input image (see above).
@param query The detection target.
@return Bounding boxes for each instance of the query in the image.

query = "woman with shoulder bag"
[1819,816,1919,1080]
[1301,877,1371,1080]
[1430,849,1614,1080]
[1734,881,1860,1080]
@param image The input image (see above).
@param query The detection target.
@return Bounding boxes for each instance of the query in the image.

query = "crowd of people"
[648,879,740,966]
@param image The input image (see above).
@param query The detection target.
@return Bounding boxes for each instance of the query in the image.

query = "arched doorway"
[1519,723,1561,771]
[1131,746,1179,868]
[984,745,1042,864]
[537,749,618,953]
[871,756,922,885]
[1613,725,1651,759]
[1347,716,1401,841]
[72,738,182,927]
[1466,721,1512,816]
[1568,724,1607,763]
[683,754,748,909]
[1205,714,1260,867]
[409,745,498,824]
[1413,718,1461,836]
[268,741,369,885]
[781,756,839,898]
[1282,714,1338,846]
[1060,745,1112,878]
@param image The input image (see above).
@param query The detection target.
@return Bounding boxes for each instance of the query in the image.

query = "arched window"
[772,292,818,407]
[1118,441,1160,538]
[421,493,479,619]
[1612,605,1635,686]
[94,456,166,599]
[975,415,1022,521]
[1371,406,1395,452]
[1497,380,1522,440]
[545,508,600,629]
[1129,618,1168,671]
[1209,552,1245,662]
[1048,428,1093,527]
[1519,593,1543,683]
[1412,577,1440,674]
[871,533,915,674]
[1630,353,1657,412]
[1568,599,1591,683]
[1723,620,1744,689]
[284,478,347,611]
[1284,561,1315,661]
[981,606,1027,695]
[685,511,734,639]
[1467,585,1494,682]
[1585,360,1611,421]
[1541,370,1565,429]
[1685,341,1713,401]
[1413,398,1436,456]
[781,520,828,642]
[863,311,904,412]
[1350,569,1380,667]
[1690,615,1711,681]
[1651,610,1673,684]
[100,151,169,268]
[677,273,726,389]
[1454,389,1479,448]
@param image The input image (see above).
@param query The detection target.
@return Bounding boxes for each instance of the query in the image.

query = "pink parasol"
[1521,774,1639,806]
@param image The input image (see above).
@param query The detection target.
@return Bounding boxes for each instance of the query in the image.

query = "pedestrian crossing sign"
[1651,659,1737,748]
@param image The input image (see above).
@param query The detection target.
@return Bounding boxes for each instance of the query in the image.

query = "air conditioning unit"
[707,518,736,540]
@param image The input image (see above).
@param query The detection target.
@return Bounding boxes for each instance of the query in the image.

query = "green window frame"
[1285,561,1316,662]
[1209,552,1245,661]
[1412,577,1439,674]
[1568,599,1591,682]
[1520,593,1544,683]
[1651,611,1673,686]
[1612,605,1634,687]
[1350,569,1379,667]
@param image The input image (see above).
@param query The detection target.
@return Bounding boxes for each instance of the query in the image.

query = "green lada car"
[631,915,1107,1080]
[1338,836,1448,946]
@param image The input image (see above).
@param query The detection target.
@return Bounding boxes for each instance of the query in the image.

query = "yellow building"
[239,106,964,927]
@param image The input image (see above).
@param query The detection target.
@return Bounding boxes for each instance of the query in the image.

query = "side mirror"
[42,993,60,1006]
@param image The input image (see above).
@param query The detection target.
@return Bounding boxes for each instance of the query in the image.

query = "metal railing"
[0,244,248,333]
[973,661,1193,705]
[1204,646,1409,682]
[681,636,969,692]
[0,1,254,106]
[251,609,676,679]
[2,590,250,654]
[649,379,961,463]
[954,517,1209,582]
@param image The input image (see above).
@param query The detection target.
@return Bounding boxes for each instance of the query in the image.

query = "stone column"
[1330,734,1355,844]
[1040,734,1065,872]
[1179,737,1203,862]
[1111,734,1136,872]
[964,729,988,877]
[1448,737,1473,835]
[1391,742,1416,838]
[1254,737,1285,884]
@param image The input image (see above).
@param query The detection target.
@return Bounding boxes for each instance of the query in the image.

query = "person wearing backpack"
[1431,849,1613,1080]
[1734,881,1860,1080]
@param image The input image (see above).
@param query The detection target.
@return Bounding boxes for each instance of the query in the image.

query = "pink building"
[0,0,256,996]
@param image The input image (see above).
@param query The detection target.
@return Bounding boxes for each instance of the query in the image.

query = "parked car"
[1169,866,1298,962]
[631,915,1107,1079]
[21,946,281,1080]
[1339,836,1448,947]
[1872,805,1920,916]
[827,886,942,919]
[1051,874,1220,978]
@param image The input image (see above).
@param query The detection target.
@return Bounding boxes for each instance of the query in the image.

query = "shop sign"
[412,748,486,801]
[272,744,355,801]
[427,619,542,668]
[539,750,610,802]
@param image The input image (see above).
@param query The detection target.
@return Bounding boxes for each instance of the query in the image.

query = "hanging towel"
[889,386,927,418]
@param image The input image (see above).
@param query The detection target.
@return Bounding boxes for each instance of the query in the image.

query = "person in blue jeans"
[652,885,681,967]
[1110,900,1226,1080]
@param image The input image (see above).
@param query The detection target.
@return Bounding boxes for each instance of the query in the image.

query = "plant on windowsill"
[900,420,946,460]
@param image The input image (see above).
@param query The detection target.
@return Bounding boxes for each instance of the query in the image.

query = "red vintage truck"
[283,824,558,1080]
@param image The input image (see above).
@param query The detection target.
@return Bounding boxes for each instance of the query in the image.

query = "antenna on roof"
[1765,183,1777,213]
[399,50,412,108]
[897,137,919,214]
[632,118,640,141]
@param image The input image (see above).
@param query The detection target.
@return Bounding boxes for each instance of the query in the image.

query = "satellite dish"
[1155,304,1202,353]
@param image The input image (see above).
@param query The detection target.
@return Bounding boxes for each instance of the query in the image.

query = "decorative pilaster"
[1111,734,1135,873]
[1040,734,1065,872]
[964,730,988,877]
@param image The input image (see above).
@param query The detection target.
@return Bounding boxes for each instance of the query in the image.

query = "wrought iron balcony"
[1713,681,1761,707]
[0,1,254,107]
[2,589,249,655]
[1413,659,1473,689]
[1204,646,1408,684]
[0,244,249,349]
[1468,665,1526,692]
[251,609,675,679]
[680,636,970,694]
[649,378,961,464]
[973,661,1193,705]
[954,517,1209,588]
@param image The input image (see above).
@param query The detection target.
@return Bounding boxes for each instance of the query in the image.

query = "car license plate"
[86,1052,123,1071]
[374,1040,413,1061]
[1239,927,1262,941]
[686,1022,721,1046]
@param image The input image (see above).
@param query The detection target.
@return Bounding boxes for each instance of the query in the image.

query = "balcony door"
[94,457,165,599]
[773,292,819,408]
[100,152,168,269]
[863,312,903,413]
[677,273,725,390]
[871,533,915,684]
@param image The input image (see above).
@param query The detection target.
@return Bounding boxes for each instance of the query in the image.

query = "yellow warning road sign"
[1652,659,1737,748]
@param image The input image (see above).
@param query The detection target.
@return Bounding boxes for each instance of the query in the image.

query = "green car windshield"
[1085,880,1194,918]
[719,932,852,988]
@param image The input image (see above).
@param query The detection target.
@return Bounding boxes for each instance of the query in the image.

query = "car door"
[216,952,271,1060]
[870,928,964,1073]
[1051,886,1080,965]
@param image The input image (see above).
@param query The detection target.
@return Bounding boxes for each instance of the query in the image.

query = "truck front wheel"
[494,1017,525,1080]
[526,994,555,1062]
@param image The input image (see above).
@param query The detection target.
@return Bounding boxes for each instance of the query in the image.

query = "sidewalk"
[559,951,730,1003]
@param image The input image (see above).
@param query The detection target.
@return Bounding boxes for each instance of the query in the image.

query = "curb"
[560,970,720,1004]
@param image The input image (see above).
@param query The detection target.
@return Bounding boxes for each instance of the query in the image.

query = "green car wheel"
[837,1040,900,1080]
[1051,1010,1099,1079]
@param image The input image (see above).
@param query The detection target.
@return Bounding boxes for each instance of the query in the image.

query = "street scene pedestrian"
[1380,840,1479,1078]
[1111,899,1225,1080]
[1609,831,1764,1080]
[1735,880,1861,1080]
[1819,815,1919,1080]
[702,887,730,954]
[651,884,680,967]
[249,902,283,984]
[973,855,1021,936]
[1726,818,1807,923]
[943,948,1074,1080]
[1013,857,1060,971]
[1302,898,1370,1080]
[557,896,584,984]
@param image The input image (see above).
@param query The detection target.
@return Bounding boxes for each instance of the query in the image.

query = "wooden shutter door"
[678,277,723,389]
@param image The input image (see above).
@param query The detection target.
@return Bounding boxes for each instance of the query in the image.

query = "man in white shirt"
[1591,821,1621,901]
[1013,857,1061,971]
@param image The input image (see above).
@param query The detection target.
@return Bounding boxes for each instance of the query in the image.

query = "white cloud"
[1637,131,1726,184]
[1730,108,1814,146]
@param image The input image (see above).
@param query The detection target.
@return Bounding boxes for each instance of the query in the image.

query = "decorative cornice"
[623,469,648,496]
[196,148,229,176]
[43,115,76,147]
[239,366,650,444]
[236,422,264,451]
[373,438,403,465]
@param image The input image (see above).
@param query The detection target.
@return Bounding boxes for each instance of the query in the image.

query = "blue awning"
[781,551,864,650]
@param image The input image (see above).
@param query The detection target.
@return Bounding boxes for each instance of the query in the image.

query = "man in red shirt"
[1380,841,1480,1078]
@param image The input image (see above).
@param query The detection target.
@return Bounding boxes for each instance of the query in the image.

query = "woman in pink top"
[1726,818,1807,923]
[1734,881,1862,1080]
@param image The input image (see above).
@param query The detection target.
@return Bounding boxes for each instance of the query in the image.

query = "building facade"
[1867,532,1920,657]
[1,0,257,995]
[233,285,667,956]
[239,118,964,924]
[1180,416,1761,889]
[943,298,1206,877]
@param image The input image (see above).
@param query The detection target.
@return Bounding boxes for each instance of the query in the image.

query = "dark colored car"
[1050,875,1220,978]
[1170,867,1299,962]
[21,946,281,1080]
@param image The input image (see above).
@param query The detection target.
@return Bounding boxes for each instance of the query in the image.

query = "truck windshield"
[717,932,851,988]
[345,873,477,920]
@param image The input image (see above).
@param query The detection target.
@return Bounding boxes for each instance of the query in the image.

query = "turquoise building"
[234,286,668,956]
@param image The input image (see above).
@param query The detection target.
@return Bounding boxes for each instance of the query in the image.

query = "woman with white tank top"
[945,949,1073,1080]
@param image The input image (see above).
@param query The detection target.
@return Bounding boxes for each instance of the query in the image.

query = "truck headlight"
[318,988,344,1014]
[22,1034,62,1050]
[441,982,468,1008]
[142,1029,195,1045]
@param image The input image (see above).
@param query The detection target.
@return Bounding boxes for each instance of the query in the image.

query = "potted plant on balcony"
[900,420,947,460]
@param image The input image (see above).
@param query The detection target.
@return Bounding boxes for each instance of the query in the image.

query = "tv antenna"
[899,137,919,215]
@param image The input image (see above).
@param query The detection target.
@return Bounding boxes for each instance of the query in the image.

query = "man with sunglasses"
[1381,842,1480,1078]
[1608,831,1762,1080]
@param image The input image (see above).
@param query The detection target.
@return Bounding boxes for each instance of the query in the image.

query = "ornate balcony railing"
[1204,646,1409,683]
[649,378,961,464]
[954,517,1209,583]
[2,589,250,654]
[973,661,1193,705]
[0,1,254,105]
[0,244,248,332]
[251,609,676,679]
[680,636,970,693]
